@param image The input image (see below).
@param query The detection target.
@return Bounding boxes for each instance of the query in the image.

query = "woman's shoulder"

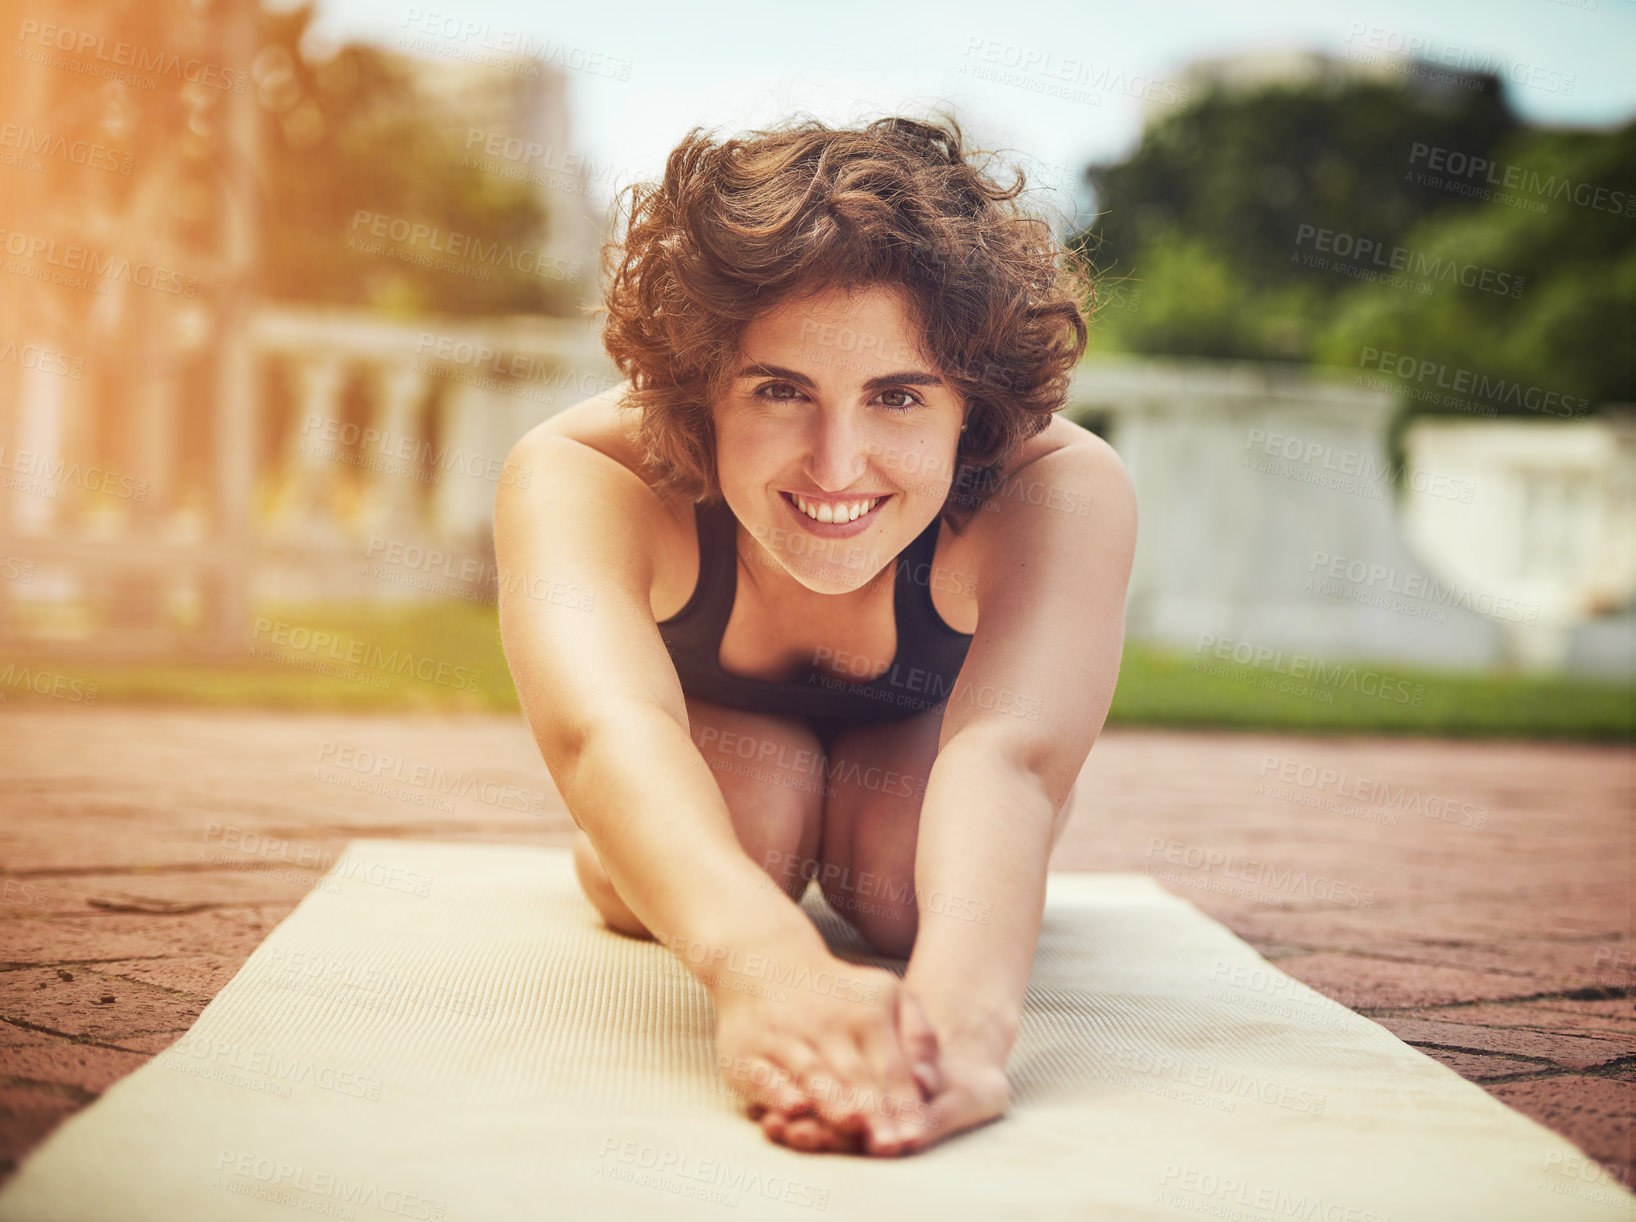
[531,380,645,471]
[509,381,697,617]
[928,412,1117,633]
[520,380,691,510]
[951,412,1117,546]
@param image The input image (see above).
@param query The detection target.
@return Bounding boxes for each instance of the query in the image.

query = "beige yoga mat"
[1,838,1630,1222]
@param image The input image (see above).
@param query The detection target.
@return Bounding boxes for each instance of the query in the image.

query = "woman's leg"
[572,695,828,938]
[817,702,1080,957]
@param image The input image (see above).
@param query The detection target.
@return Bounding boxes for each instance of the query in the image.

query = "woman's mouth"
[780,491,891,537]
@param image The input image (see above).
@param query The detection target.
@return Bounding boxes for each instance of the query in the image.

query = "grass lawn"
[0,600,1628,741]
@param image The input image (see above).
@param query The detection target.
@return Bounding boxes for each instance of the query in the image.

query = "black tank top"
[656,500,974,723]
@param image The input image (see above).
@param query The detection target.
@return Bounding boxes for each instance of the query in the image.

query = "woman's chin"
[773,548,887,595]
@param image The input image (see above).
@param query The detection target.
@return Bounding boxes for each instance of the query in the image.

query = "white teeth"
[792,494,879,523]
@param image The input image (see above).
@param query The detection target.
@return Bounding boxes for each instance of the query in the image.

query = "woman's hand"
[711,956,933,1155]
[748,981,1011,1155]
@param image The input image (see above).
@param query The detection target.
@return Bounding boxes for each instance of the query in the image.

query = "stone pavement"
[1,709,1630,1192]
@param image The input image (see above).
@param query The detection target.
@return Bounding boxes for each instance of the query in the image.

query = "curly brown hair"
[593,113,1093,532]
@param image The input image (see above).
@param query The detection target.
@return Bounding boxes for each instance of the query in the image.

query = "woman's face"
[710,283,966,595]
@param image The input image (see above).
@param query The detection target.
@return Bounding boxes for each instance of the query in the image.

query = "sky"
[297,0,1636,231]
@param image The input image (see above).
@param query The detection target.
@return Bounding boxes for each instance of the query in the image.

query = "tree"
[255,4,575,316]
[1072,68,1517,360]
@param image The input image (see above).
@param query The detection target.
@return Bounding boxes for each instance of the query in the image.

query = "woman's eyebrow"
[735,362,946,393]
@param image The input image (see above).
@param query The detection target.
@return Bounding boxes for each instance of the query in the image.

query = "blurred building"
[383,49,604,287]
[1071,359,1636,678]
[0,0,615,657]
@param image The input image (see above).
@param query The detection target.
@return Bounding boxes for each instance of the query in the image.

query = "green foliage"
[1075,73,1517,358]
[1073,69,1635,412]
[1317,122,1636,408]
[255,4,575,316]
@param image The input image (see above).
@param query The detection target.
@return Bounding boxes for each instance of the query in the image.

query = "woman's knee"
[572,829,653,940]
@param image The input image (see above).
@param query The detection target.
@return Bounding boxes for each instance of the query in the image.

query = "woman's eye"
[755,382,803,401]
[879,389,921,411]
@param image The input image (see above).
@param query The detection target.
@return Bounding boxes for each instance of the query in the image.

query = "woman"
[494,115,1136,1157]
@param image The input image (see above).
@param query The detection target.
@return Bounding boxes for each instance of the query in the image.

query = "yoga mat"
[1,838,1630,1222]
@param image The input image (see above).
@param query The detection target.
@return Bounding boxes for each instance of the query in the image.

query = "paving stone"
[1483,1076,1636,1181]
[1373,1017,1634,1070]
[1394,1001,1636,1038]
[91,955,247,998]
[1517,999,1636,1034]
[0,907,292,967]
[1279,953,1557,1009]
[1,1041,150,1093]
[1,709,1631,1195]
[0,1019,52,1047]
[101,1030,190,1055]
[1412,1047,1556,1081]
[31,868,328,912]
[0,967,205,1041]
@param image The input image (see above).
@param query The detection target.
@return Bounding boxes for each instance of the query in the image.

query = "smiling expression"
[709,283,966,596]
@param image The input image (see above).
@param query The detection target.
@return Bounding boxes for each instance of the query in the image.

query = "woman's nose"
[805,413,870,492]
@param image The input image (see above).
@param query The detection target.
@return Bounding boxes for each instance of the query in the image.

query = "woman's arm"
[494,426,930,1149]
[903,437,1138,1133]
[496,431,816,963]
